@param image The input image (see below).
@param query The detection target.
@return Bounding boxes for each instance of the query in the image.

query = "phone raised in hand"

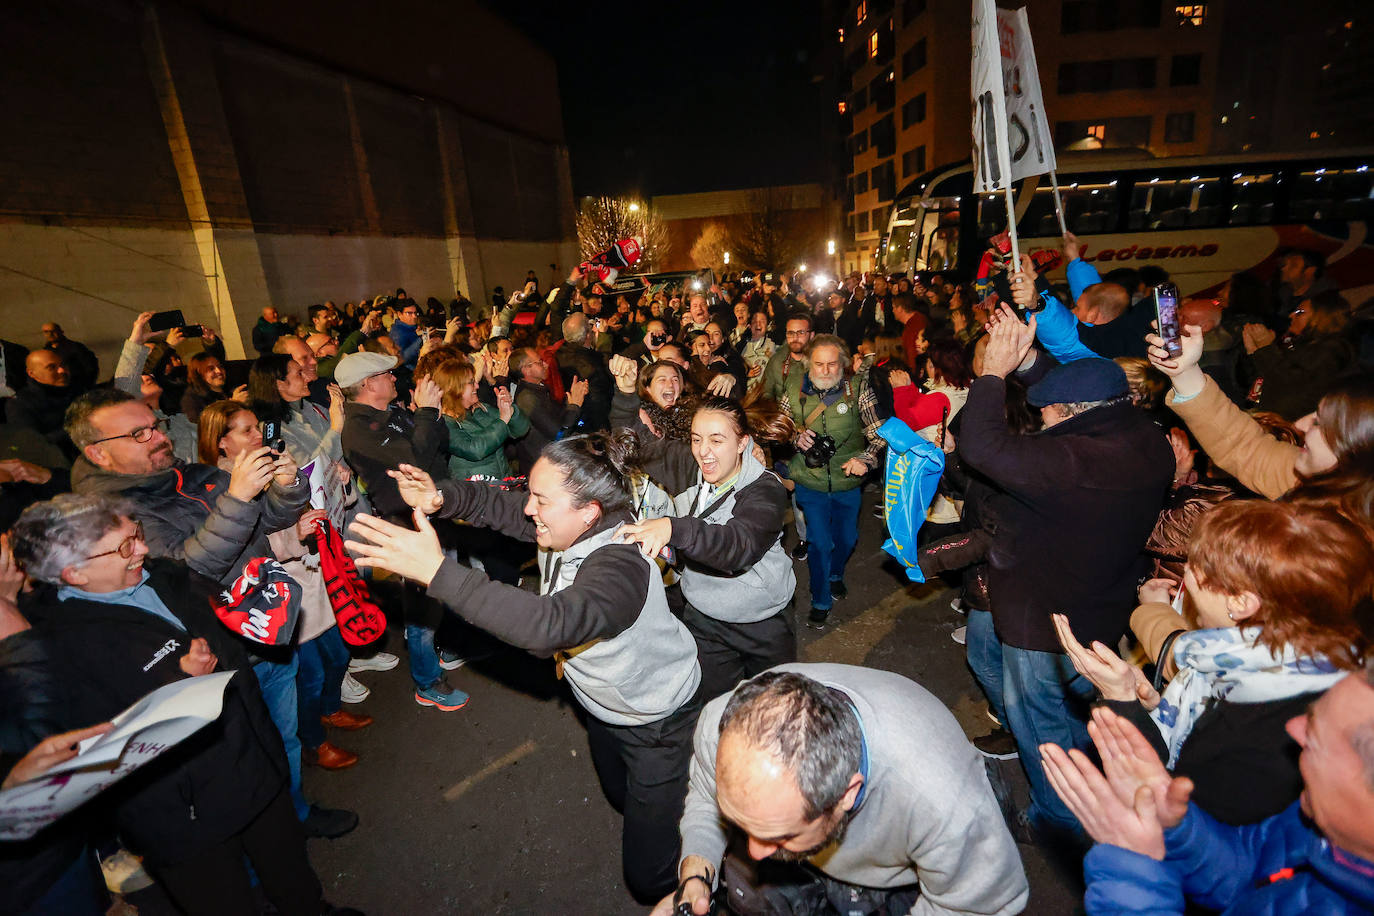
[260,419,286,455]
[1153,283,1182,358]
[148,309,186,332]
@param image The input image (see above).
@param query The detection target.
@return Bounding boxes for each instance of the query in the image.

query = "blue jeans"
[406,623,442,690]
[252,654,308,820]
[296,627,351,750]
[966,609,1005,726]
[1000,644,1094,836]
[792,485,863,611]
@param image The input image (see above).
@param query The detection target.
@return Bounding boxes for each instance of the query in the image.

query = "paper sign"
[972,2,1056,193]
[0,671,234,840]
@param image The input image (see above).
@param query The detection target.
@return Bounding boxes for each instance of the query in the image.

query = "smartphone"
[1153,283,1182,357]
[938,405,950,450]
[149,309,186,332]
[260,420,285,455]
[181,324,202,338]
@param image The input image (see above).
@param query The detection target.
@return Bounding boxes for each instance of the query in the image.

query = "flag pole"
[1048,169,1068,236]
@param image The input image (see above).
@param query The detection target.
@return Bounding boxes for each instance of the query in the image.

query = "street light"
[827,239,836,255]
[628,202,640,212]
[798,263,808,272]
[723,251,730,265]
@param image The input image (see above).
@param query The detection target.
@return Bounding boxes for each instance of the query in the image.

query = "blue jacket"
[1085,802,1374,915]
[389,320,423,367]
[1067,258,1103,302]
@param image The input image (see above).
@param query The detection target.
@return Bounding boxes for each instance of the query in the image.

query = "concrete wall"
[0,0,576,372]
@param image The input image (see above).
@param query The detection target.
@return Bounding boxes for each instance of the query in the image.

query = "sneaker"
[438,646,499,671]
[415,679,470,711]
[339,672,370,704]
[829,580,848,600]
[950,596,965,613]
[101,848,154,894]
[973,727,1019,760]
[950,625,967,645]
[789,540,809,561]
[302,805,359,839]
[806,607,830,630]
[872,502,885,519]
[347,651,398,673]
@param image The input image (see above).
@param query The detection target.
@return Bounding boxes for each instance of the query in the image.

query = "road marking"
[442,739,538,802]
[803,582,943,666]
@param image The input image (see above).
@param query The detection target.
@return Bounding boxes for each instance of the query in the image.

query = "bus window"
[976,193,1004,240]
[1290,166,1374,222]
[917,197,961,272]
[1228,172,1277,225]
[1129,175,1224,230]
[1015,179,1119,238]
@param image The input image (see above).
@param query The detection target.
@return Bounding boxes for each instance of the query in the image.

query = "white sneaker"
[340,672,371,703]
[439,646,499,671]
[950,626,967,646]
[348,651,399,673]
[950,596,965,613]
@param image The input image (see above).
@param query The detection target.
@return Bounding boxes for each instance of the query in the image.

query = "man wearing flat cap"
[957,313,1173,847]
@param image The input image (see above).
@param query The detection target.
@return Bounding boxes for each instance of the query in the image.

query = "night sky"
[483,0,830,198]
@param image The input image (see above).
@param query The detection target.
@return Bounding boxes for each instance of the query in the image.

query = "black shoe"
[790,540,809,561]
[973,728,1019,760]
[829,580,848,600]
[302,805,358,839]
[806,607,830,629]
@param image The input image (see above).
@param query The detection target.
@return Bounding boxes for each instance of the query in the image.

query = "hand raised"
[387,463,443,514]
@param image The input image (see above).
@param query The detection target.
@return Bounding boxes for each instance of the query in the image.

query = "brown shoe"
[304,741,358,770]
[321,709,374,731]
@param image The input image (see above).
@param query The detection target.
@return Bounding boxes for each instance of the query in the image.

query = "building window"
[1058,57,1156,94]
[868,31,879,58]
[1087,123,1106,140]
[902,0,926,23]
[857,212,871,233]
[902,38,927,78]
[902,145,927,177]
[857,1,867,26]
[901,93,927,128]
[872,206,887,229]
[853,129,869,154]
[854,172,869,194]
[1170,53,1202,86]
[870,114,896,156]
[838,27,845,43]
[1164,111,1196,143]
[1175,4,1206,26]
[837,100,847,115]
[1062,0,1161,33]
[1055,116,1152,149]
[870,74,895,112]
[851,85,868,114]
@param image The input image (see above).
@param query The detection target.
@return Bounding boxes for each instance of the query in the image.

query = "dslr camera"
[802,434,837,469]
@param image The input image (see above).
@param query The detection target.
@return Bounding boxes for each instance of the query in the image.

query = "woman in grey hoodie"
[618,396,798,700]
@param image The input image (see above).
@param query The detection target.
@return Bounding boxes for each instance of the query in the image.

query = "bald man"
[41,322,98,390]
[7,350,78,457]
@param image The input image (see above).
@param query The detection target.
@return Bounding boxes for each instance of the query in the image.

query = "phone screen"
[1154,287,1182,356]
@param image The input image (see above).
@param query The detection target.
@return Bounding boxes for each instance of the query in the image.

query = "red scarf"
[313,518,386,646]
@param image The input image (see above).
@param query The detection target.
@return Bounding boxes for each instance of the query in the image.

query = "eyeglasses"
[87,521,144,560]
[91,418,169,445]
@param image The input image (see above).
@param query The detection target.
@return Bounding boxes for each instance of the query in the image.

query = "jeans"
[1000,644,1094,836]
[791,484,863,611]
[296,627,351,750]
[966,609,1006,726]
[252,654,308,821]
[405,623,443,690]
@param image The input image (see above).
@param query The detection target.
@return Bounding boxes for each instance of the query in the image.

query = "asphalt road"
[243,487,1083,914]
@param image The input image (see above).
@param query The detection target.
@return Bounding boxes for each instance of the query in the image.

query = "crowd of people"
[0,235,1371,916]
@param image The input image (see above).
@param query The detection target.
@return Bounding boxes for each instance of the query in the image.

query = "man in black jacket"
[511,347,585,472]
[11,496,357,915]
[8,350,80,460]
[556,314,612,432]
[337,351,468,712]
[959,317,1173,843]
[41,322,98,392]
[252,305,295,355]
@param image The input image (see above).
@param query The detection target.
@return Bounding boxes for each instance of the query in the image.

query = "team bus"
[878,148,1374,302]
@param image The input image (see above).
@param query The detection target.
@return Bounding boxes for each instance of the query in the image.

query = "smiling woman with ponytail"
[343,431,702,904]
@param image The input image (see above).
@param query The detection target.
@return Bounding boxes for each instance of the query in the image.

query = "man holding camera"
[778,335,884,628]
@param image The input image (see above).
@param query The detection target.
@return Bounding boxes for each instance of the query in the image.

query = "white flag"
[997,7,1057,184]
[970,0,1010,194]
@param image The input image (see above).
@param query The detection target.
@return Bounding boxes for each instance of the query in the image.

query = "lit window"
[868,32,879,58]
[838,27,845,43]
[838,100,848,114]
[1175,4,1206,26]
[1087,123,1106,140]
[857,1,867,25]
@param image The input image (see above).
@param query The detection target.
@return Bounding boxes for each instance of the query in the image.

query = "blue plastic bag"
[877,417,946,582]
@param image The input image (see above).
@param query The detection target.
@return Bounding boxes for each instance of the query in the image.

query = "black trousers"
[682,602,797,702]
[145,790,323,916]
[584,687,703,904]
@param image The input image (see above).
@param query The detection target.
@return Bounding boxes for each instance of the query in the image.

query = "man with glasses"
[389,299,424,368]
[65,387,357,840]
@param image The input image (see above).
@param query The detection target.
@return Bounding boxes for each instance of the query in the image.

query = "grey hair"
[12,493,135,583]
[1049,395,1130,418]
[562,312,588,345]
[64,388,138,449]
[718,672,863,820]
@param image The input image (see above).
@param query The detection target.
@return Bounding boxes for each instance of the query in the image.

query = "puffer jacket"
[1085,801,1374,915]
[443,405,530,480]
[71,458,308,586]
[21,559,288,867]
